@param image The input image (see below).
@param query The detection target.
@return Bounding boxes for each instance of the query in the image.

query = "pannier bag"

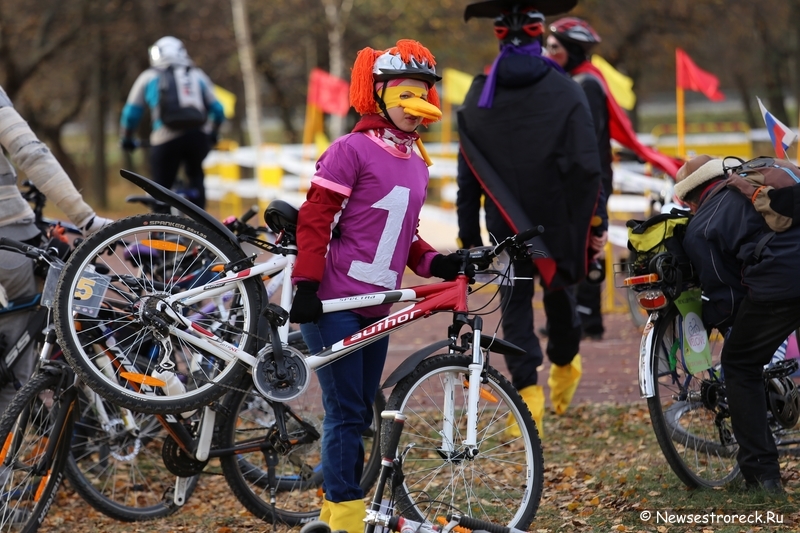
[626,211,692,276]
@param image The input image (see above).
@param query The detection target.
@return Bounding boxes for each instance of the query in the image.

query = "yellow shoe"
[548,355,582,415]
[504,385,544,439]
[327,499,366,533]
[319,496,332,524]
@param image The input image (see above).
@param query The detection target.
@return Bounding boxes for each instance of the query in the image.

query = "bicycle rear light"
[636,290,667,310]
[624,273,659,286]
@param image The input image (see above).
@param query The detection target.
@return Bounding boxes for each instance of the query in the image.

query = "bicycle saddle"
[264,200,298,235]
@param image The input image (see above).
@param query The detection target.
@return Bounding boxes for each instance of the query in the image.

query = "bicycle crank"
[162,434,209,476]
[253,343,310,402]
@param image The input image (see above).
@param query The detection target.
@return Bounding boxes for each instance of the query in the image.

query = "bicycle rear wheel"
[64,383,199,521]
[219,379,385,526]
[0,370,74,533]
[647,307,740,488]
[54,214,261,415]
[385,354,543,530]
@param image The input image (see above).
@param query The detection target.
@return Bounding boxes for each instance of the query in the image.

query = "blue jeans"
[300,311,389,502]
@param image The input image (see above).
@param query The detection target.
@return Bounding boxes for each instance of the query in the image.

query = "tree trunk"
[41,127,83,192]
[90,28,108,209]
[261,59,298,143]
[322,0,353,139]
[734,74,758,129]
[231,0,263,156]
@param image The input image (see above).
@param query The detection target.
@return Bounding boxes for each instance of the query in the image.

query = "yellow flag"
[213,85,237,119]
[443,68,474,105]
[591,55,636,110]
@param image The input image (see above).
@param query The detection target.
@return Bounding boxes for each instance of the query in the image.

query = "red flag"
[676,48,725,102]
[572,61,683,177]
[308,68,350,116]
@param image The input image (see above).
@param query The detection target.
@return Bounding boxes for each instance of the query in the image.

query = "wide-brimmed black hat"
[464,0,577,21]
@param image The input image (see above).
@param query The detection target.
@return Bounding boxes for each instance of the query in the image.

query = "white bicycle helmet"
[149,36,191,68]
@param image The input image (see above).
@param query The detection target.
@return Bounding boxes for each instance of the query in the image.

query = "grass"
[35,402,799,533]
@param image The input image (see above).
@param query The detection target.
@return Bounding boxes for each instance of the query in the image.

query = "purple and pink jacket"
[292,123,439,317]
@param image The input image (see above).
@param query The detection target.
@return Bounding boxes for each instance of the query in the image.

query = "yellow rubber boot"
[548,354,582,415]
[504,385,545,439]
[327,499,366,533]
[319,496,332,525]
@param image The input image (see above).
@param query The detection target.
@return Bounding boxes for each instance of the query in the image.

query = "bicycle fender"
[638,312,659,398]
[382,340,450,389]
[120,169,239,249]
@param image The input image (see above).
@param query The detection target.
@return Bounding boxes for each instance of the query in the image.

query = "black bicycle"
[623,249,800,488]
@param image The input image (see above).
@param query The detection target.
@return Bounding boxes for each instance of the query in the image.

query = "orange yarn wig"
[349,39,441,126]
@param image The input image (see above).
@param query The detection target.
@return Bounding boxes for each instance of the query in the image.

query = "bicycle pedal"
[764,359,799,379]
[261,303,289,326]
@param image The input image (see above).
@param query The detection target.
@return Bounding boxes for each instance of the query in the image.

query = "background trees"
[1,0,798,206]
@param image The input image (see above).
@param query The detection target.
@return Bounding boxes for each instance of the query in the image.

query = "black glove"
[289,281,323,324]
[430,253,475,281]
[120,137,138,152]
[208,131,219,148]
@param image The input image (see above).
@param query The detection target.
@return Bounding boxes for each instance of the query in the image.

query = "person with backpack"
[455,0,603,438]
[120,36,224,210]
[674,154,800,494]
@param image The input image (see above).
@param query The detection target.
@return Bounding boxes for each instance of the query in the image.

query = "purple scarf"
[478,41,565,108]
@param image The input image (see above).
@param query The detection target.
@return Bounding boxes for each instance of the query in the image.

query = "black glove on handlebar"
[289,281,323,324]
[430,253,475,281]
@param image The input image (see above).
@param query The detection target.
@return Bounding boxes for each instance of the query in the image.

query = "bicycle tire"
[385,354,543,529]
[63,383,199,521]
[646,306,740,488]
[54,214,261,414]
[219,381,385,525]
[0,371,74,533]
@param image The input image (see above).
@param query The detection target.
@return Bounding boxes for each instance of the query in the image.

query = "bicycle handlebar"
[0,237,52,260]
[458,226,545,274]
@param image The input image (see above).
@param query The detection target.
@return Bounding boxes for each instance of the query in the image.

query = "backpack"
[157,65,208,130]
[723,156,800,232]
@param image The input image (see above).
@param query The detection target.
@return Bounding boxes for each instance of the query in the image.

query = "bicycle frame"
[135,245,488,451]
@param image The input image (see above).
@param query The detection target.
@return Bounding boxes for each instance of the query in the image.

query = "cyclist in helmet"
[675,154,800,493]
[546,17,610,341]
[456,0,602,438]
[289,39,467,533]
[546,17,683,341]
[120,36,224,210]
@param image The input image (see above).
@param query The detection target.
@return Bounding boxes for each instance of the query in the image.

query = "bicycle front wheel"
[647,307,740,488]
[219,381,385,526]
[55,214,261,414]
[64,383,199,521]
[0,370,74,533]
[385,354,543,530]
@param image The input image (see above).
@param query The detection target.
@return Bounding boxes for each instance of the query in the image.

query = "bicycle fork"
[441,315,486,458]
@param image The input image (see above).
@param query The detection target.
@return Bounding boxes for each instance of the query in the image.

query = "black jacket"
[572,71,612,231]
[455,54,603,289]
[683,183,800,329]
